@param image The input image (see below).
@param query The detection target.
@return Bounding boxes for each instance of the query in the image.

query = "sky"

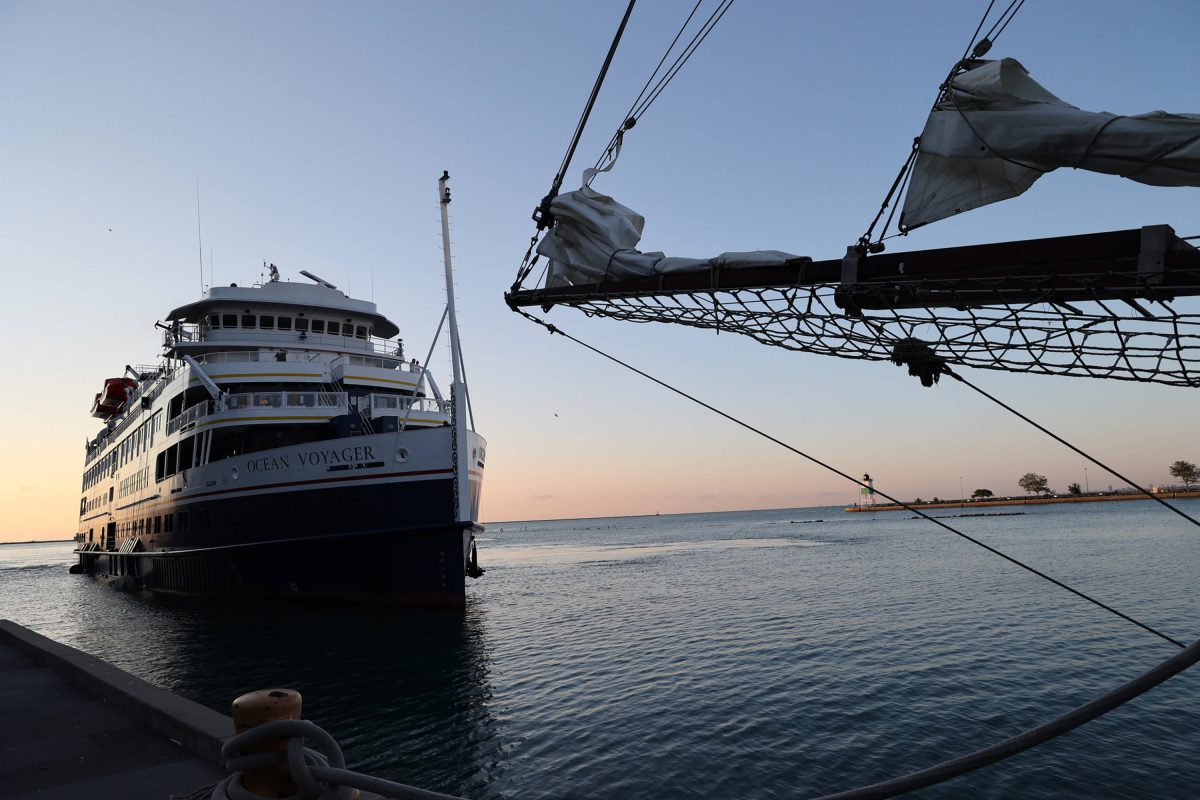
[1,0,1198,541]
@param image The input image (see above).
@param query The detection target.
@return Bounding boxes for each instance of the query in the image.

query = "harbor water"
[2,500,1198,798]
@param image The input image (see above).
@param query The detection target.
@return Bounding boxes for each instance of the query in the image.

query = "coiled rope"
[177,719,469,800]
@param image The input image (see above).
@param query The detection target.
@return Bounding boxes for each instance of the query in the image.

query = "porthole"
[231,466,239,481]
[396,447,409,463]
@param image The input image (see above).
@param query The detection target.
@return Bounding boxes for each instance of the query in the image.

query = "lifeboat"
[90,377,137,418]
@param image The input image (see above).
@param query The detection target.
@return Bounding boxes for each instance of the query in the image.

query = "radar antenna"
[299,269,337,289]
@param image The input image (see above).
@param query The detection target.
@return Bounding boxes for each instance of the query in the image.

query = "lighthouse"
[860,473,876,507]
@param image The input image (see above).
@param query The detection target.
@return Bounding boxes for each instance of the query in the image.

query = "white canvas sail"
[901,58,1200,229]
[537,185,803,286]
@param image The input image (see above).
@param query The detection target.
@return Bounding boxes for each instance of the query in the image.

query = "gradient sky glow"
[2,1,1198,541]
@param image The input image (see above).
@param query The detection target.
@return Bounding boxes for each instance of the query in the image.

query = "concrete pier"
[0,619,228,799]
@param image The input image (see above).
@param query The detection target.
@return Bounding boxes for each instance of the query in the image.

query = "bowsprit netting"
[507,226,1200,387]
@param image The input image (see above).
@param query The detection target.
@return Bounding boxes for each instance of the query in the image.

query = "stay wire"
[550,0,637,199]
[958,0,997,62]
[592,0,737,175]
[514,307,1186,649]
[866,0,1030,241]
[980,0,1027,48]
[628,0,735,123]
[943,368,1200,531]
[592,0,707,171]
[519,1,636,291]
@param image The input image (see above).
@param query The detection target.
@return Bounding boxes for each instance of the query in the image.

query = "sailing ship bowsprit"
[508,21,1200,388]
[74,175,485,603]
[504,3,1200,796]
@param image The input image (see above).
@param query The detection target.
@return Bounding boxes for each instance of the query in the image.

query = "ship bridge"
[164,280,401,358]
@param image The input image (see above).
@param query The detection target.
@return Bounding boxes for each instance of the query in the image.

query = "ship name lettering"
[296,445,376,466]
[246,455,290,473]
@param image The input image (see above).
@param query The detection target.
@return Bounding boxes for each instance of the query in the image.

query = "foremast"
[438,171,473,524]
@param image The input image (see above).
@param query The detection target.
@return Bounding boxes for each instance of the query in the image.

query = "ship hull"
[74,428,486,605]
[78,522,477,604]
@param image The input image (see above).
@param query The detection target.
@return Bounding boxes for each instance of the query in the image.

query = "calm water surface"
[2,501,1198,798]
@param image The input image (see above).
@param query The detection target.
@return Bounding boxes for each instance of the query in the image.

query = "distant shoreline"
[0,539,73,546]
[846,491,1200,513]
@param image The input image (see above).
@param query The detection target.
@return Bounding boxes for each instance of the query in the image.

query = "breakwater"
[846,490,1200,512]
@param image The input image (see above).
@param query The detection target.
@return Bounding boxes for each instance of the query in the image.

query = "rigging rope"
[852,312,1200,529]
[547,0,637,202]
[523,0,637,293]
[861,0,1032,245]
[943,367,1200,530]
[589,0,738,180]
[518,0,740,292]
[512,307,1187,650]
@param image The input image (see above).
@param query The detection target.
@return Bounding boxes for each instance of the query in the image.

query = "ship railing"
[164,392,348,434]
[366,392,449,415]
[167,401,212,434]
[220,391,347,412]
[168,323,405,360]
[197,350,324,365]
[337,353,421,371]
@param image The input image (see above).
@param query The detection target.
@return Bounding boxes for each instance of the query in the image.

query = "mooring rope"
[807,635,1200,800]
[174,718,469,800]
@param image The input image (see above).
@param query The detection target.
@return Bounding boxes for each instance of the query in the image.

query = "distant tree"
[971,488,994,499]
[1067,483,1082,496]
[1018,472,1050,496]
[1169,460,1199,490]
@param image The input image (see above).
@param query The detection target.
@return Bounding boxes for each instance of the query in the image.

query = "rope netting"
[539,266,1200,387]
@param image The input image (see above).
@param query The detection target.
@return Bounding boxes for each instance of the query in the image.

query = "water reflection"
[485,537,826,566]
[127,595,501,797]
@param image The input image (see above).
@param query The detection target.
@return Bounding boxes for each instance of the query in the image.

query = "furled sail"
[901,58,1200,229]
[537,185,804,287]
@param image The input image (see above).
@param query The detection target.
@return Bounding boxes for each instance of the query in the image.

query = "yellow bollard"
[231,688,303,798]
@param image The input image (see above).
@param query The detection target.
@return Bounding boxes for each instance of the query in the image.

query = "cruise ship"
[73,176,485,603]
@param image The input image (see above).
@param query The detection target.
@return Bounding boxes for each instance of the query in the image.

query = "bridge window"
[241,314,257,329]
[222,314,237,328]
[278,317,292,331]
[260,315,275,330]
[327,321,340,335]
[355,325,367,339]
[310,320,325,334]
[294,318,308,331]
[207,314,220,329]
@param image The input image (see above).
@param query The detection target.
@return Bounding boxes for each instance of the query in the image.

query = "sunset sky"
[2,0,1198,541]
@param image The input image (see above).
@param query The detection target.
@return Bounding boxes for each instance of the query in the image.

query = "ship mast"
[438,171,472,523]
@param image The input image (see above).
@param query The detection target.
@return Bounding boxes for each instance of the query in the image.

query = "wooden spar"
[505,225,1200,312]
